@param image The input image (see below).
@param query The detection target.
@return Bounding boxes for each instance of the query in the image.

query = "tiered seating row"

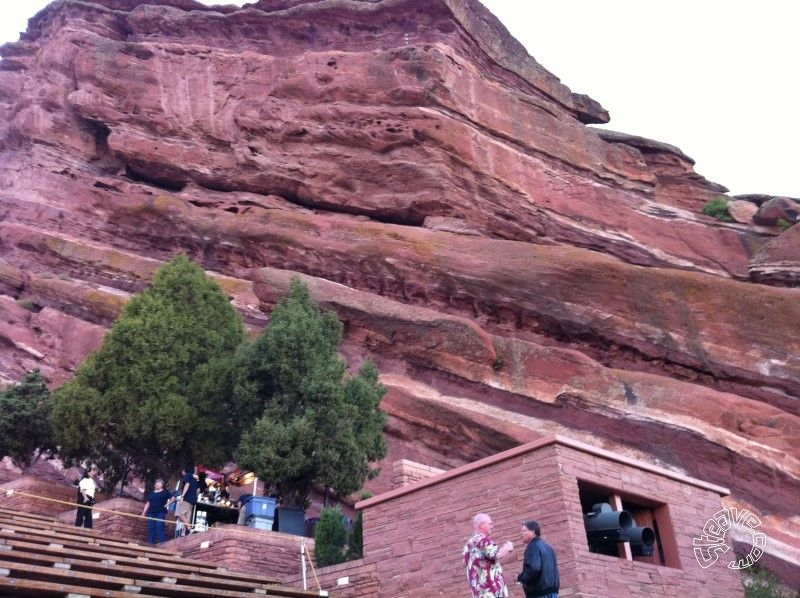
[0,506,324,597]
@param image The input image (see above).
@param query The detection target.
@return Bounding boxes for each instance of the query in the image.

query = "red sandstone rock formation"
[1,0,798,584]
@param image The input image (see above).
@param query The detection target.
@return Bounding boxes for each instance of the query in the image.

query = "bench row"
[0,509,322,597]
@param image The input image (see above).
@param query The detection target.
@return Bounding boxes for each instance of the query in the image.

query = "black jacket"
[517,536,560,597]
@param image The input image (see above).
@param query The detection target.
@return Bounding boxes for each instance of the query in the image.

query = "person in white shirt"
[75,466,98,528]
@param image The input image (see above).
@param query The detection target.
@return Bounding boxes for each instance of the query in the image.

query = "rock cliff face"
[1,0,798,584]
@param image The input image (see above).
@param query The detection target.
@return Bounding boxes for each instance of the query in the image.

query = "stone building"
[312,434,745,596]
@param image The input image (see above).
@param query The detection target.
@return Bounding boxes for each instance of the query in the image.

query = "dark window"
[578,480,679,568]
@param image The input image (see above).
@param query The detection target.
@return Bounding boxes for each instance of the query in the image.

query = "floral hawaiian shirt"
[463,532,508,598]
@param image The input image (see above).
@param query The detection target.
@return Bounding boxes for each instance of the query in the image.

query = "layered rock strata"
[0,0,798,584]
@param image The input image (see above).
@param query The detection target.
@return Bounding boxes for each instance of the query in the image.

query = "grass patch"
[702,197,734,222]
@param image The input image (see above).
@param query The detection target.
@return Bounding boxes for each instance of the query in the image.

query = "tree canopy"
[234,278,387,509]
[0,370,55,469]
[50,255,246,487]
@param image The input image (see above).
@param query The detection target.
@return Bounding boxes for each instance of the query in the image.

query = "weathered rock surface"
[753,197,800,227]
[0,0,798,583]
[749,224,800,287]
[596,129,729,213]
[727,199,758,224]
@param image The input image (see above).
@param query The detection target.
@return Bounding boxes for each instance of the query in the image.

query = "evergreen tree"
[0,370,55,469]
[50,255,245,488]
[234,278,387,508]
[314,506,349,567]
[346,510,364,561]
[345,491,370,561]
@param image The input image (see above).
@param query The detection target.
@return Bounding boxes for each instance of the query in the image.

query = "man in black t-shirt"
[176,464,199,534]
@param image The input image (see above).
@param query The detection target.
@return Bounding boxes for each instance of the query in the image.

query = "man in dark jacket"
[517,520,559,598]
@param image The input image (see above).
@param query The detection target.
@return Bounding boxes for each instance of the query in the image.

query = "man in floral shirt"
[463,512,514,597]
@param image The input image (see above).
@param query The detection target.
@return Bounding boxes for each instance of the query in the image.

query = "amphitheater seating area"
[0,505,324,597]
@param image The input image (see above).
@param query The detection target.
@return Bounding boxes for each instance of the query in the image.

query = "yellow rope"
[1,488,324,592]
[2,488,176,525]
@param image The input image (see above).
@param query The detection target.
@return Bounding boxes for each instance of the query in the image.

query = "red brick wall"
[555,440,742,596]
[357,436,745,597]
[87,497,149,541]
[284,559,380,597]
[178,524,316,578]
[53,495,150,538]
[0,477,154,543]
[0,476,79,517]
[392,459,445,489]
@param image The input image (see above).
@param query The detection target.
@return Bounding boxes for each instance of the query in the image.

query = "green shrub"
[742,567,794,598]
[314,506,349,567]
[702,197,734,222]
[776,218,793,231]
[346,511,364,560]
[345,491,371,561]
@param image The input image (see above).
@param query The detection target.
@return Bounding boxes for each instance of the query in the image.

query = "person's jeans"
[147,511,167,544]
[75,501,93,528]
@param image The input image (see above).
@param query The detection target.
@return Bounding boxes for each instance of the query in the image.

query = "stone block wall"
[555,442,745,596]
[0,476,80,517]
[53,495,150,539]
[88,497,149,541]
[391,459,445,489]
[178,524,316,578]
[355,435,745,597]
[0,477,151,541]
[284,559,380,597]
